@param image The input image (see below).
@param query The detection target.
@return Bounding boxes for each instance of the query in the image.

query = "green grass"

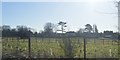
[2,37,119,58]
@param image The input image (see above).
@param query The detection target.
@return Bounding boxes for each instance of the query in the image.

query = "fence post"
[28,31,31,58]
[94,37,96,58]
[103,39,104,45]
[84,38,86,59]
[16,37,19,58]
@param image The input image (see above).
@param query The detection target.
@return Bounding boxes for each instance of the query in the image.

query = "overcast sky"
[1,0,119,32]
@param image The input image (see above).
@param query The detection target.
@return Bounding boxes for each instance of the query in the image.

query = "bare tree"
[43,22,55,37]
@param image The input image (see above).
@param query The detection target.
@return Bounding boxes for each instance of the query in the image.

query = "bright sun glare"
[87,0,108,3]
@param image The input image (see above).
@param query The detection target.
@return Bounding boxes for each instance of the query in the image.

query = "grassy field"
[2,37,119,58]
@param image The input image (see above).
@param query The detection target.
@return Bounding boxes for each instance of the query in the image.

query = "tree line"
[0,22,119,39]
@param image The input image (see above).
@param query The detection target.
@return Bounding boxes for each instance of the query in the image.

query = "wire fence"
[2,37,119,58]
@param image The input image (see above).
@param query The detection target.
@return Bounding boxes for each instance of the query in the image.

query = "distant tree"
[10,29,17,37]
[57,21,67,34]
[118,33,120,40]
[57,21,73,57]
[85,24,93,33]
[16,26,33,39]
[2,25,11,30]
[93,24,98,33]
[0,26,2,37]
[43,22,55,37]
[2,25,11,37]
[34,32,38,36]
[104,31,113,35]
[77,28,85,33]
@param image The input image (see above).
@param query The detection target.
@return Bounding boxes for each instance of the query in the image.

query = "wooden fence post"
[28,34,31,58]
[16,37,19,58]
[84,38,86,59]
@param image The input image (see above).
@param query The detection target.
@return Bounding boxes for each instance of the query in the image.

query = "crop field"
[2,37,119,58]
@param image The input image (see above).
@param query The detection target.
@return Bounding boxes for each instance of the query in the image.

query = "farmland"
[2,37,119,58]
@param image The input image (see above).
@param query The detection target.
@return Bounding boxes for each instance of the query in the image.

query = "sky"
[1,0,120,2]
[0,2,1,26]
[1,0,119,33]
